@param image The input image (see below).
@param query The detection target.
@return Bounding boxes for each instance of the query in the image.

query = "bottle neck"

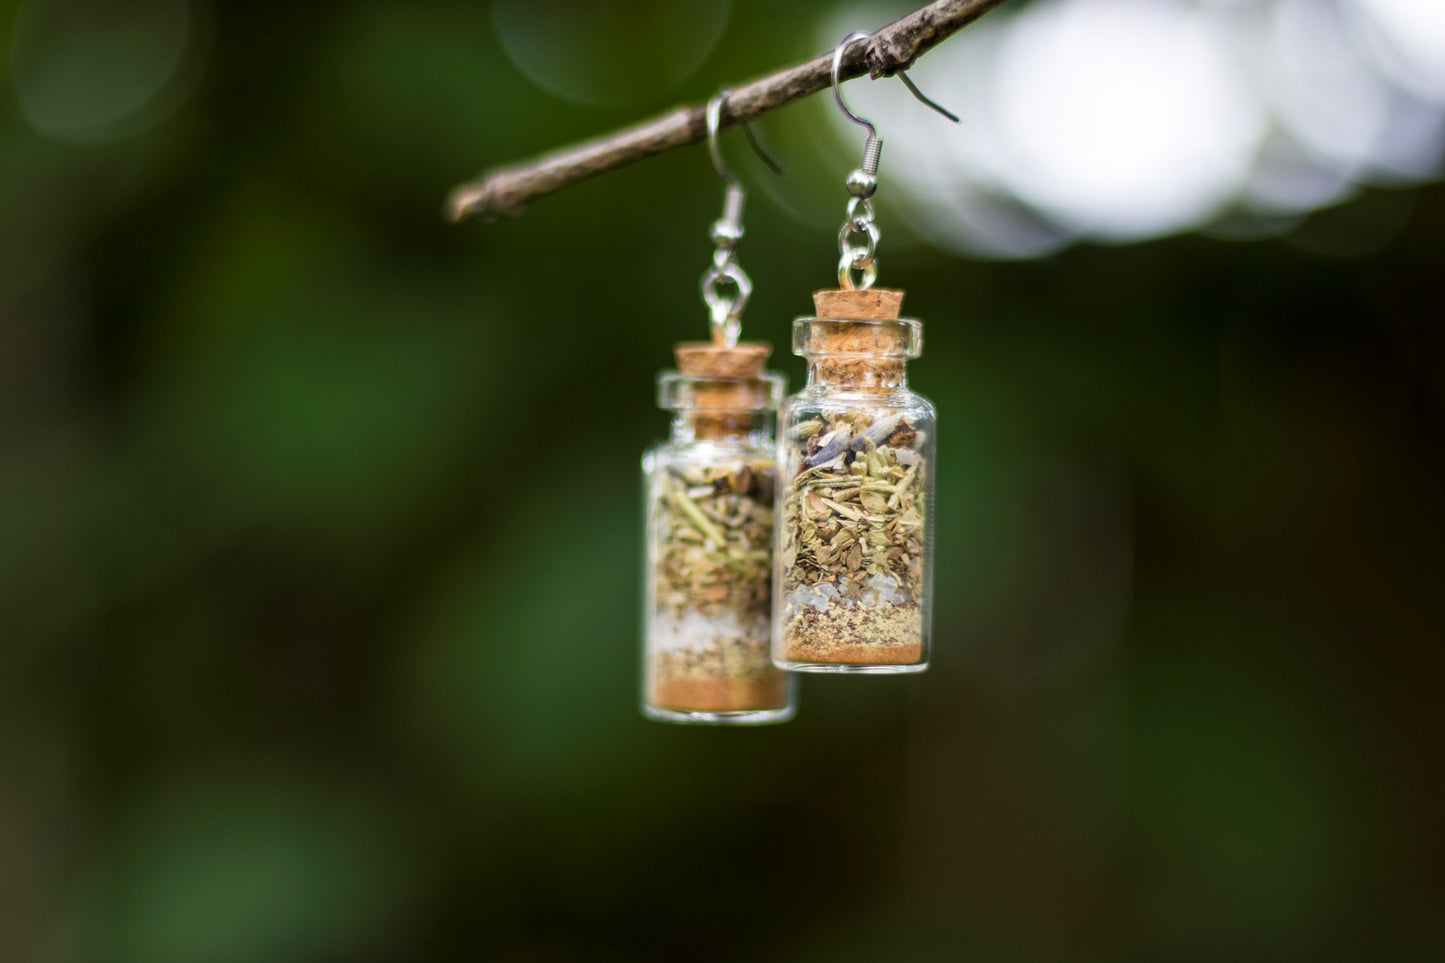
[805,355,910,391]
[669,410,773,445]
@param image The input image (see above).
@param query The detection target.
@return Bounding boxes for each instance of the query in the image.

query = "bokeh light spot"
[493,0,730,106]
[818,0,1444,257]
[9,0,200,143]
[1354,0,1445,102]
[990,0,1266,240]
[1268,0,1392,177]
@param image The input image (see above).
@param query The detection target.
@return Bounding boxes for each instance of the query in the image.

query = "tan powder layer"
[782,603,923,665]
[649,674,788,713]
[652,637,774,679]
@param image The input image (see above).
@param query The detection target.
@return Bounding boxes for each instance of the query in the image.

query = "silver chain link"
[837,200,880,290]
[837,135,883,290]
[700,182,749,346]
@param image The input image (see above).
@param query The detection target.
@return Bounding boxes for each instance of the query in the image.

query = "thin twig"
[446,0,1008,222]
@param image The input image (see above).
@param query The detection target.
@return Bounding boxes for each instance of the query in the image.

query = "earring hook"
[830,31,961,137]
[831,32,878,140]
[897,71,961,124]
[702,87,783,347]
[830,31,956,292]
[706,89,783,184]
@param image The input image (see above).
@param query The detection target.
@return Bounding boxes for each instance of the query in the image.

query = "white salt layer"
[785,573,906,613]
[650,608,769,651]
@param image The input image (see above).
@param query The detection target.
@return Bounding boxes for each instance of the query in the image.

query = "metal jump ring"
[838,251,878,290]
[700,261,751,346]
[701,263,751,313]
[711,312,742,347]
[837,218,880,261]
[839,237,875,271]
[707,295,743,346]
[846,196,875,225]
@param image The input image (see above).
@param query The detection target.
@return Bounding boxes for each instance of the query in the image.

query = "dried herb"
[778,411,926,664]
[649,458,785,711]
[655,460,774,620]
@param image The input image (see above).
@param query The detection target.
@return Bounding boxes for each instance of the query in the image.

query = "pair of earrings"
[641,33,954,726]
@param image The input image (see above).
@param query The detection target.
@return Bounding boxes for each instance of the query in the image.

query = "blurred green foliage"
[1,1,1442,960]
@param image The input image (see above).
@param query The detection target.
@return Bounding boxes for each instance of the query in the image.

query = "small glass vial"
[774,289,934,673]
[641,342,796,724]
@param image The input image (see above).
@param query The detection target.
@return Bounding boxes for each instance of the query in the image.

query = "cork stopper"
[675,342,770,379]
[812,288,904,322]
[802,288,916,389]
[671,341,774,439]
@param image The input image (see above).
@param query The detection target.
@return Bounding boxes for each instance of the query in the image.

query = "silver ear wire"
[897,70,961,124]
[831,30,960,147]
[701,88,783,346]
[829,31,959,289]
[706,91,783,187]
[832,32,880,141]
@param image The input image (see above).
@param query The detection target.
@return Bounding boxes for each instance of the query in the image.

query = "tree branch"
[446,0,1008,223]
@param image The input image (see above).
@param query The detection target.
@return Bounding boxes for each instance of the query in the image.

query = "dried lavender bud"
[854,413,903,451]
[804,424,854,467]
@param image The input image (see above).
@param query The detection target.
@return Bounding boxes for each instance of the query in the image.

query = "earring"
[640,90,795,725]
[772,33,957,675]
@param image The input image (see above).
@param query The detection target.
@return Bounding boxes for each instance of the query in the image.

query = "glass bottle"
[773,289,934,673]
[641,343,796,724]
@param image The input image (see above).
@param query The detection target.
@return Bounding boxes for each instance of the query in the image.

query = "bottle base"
[775,660,929,675]
[641,703,795,726]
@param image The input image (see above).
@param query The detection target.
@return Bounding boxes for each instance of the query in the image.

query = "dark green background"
[2,1,1442,959]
